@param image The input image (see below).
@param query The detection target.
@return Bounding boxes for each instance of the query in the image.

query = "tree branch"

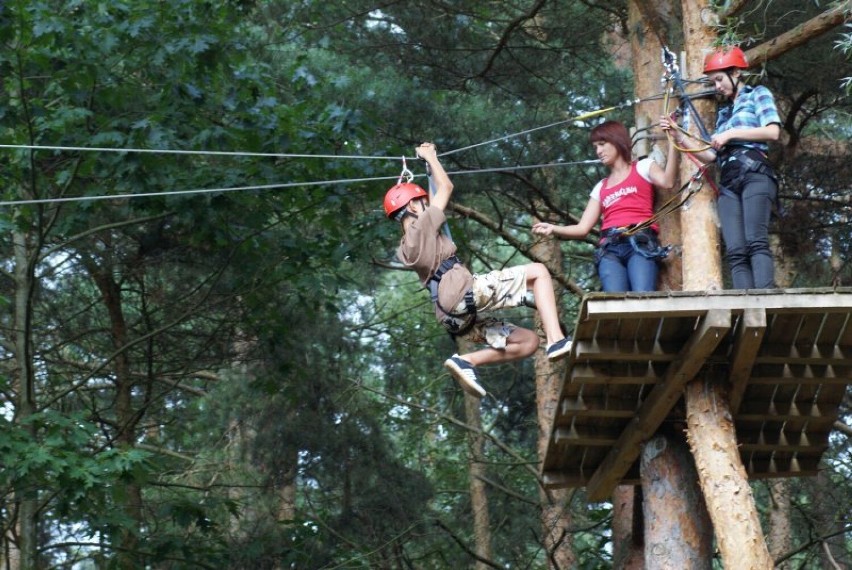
[719,0,751,19]
[477,0,549,80]
[745,2,852,67]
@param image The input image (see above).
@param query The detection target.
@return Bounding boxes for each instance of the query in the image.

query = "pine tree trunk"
[12,228,38,570]
[679,0,724,292]
[611,486,645,570]
[629,0,682,291]
[685,379,773,569]
[89,266,144,570]
[465,390,493,568]
[641,433,712,569]
[767,479,792,569]
[531,226,575,570]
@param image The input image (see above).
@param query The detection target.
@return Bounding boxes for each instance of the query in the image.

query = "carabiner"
[661,46,680,84]
[397,156,414,184]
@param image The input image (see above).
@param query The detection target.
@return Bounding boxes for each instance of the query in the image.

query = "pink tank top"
[598,161,657,232]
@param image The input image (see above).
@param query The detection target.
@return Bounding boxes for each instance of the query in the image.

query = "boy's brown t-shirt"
[397,206,474,317]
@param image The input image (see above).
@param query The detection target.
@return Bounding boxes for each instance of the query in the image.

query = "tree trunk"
[630,0,683,293]
[12,227,39,570]
[531,216,575,570]
[611,485,644,570]
[679,0,723,292]
[641,433,712,569]
[89,262,144,569]
[767,479,793,569]
[465,390,493,568]
[684,379,773,569]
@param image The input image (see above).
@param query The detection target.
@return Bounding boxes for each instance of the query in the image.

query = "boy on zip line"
[384,142,571,398]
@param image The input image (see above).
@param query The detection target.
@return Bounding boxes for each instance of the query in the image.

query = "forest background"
[0,0,850,568]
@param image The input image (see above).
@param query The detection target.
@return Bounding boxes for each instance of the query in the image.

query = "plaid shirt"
[716,85,781,154]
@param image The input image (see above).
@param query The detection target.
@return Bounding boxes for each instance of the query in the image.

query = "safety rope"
[660,46,714,153]
[0,143,404,161]
[0,82,698,207]
[612,48,722,238]
[438,97,653,158]
[0,158,599,206]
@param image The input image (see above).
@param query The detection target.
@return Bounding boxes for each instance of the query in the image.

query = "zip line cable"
[0,81,714,207]
[0,88,694,163]
[0,143,401,161]
[0,158,600,207]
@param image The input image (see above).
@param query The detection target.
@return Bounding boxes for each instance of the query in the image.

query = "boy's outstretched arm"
[415,142,454,212]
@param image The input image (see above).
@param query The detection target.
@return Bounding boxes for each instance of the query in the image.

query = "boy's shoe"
[443,354,486,398]
[546,338,573,361]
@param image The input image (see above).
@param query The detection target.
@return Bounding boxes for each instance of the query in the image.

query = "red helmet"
[703,46,748,73]
[383,182,428,219]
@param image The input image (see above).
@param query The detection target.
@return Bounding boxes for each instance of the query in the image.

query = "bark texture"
[611,485,645,570]
[629,0,683,292]
[767,479,793,569]
[465,390,493,568]
[685,379,773,570]
[641,433,712,569]
[532,218,575,570]
[679,0,723,291]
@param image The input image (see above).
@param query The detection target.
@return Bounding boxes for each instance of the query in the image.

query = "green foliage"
[0,0,849,568]
[0,411,151,529]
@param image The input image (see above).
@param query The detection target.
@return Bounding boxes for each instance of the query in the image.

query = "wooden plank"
[794,312,828,349]
[816,311,850,347]
[541,471,588,489]
[569,362,662,385]
[745,455,822,475]
[553,425,619,446]
[729,307,767,413]
[754,343,852,366]
[739,442,829,454]
[766,312,803,345]
[559,393,641,419]
[749,363,852,385]
[583,291,852,320]
[585,309,732,502]
[574,338,677,362]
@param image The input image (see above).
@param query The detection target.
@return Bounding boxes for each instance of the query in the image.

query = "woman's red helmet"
[703,46,749,73]
[383,182,428,219]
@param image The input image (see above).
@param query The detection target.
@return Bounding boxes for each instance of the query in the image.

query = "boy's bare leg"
[457,327,539,367]
[525,263,565,345]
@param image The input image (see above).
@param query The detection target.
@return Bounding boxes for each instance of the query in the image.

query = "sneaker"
[443,354,486,398]
[546,338,572,361]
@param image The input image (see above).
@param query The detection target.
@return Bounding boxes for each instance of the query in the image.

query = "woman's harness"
[599,227,671,261]
[717,146,777,199]
[428,256,477,336]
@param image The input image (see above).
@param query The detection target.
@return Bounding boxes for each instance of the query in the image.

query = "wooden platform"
[541,288,852,502]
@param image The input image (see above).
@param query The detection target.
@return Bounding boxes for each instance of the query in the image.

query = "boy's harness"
[428,256,477,336]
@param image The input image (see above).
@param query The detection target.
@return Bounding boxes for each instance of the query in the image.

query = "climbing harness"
[428,256,477,337]
[598,227,671,261]
[596,50,725,254]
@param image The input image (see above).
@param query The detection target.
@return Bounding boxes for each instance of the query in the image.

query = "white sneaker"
[443,354,486,398]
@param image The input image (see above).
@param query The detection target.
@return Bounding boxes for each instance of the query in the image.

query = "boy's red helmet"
[383,182,428,218]
[703,46,749,73]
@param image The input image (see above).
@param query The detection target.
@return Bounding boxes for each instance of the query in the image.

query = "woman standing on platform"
[662,46,780,289]
[531,119,679,292]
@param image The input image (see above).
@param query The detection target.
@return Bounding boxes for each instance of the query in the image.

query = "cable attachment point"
[397,156,414,184]
[661,46,679,82]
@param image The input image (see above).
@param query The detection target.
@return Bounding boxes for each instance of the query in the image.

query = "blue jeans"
[595,237,660,292]
[717,171,777,289]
